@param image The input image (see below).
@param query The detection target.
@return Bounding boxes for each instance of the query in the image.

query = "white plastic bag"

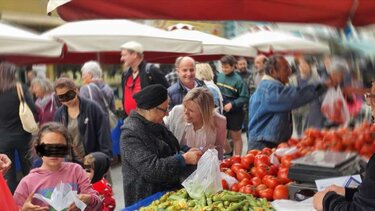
[220,172,238,189]
[182,149,222,199]
[321,87,350,126]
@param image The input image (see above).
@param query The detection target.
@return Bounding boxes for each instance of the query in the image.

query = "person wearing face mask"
[53,77,112,164]
[120,84,202,206]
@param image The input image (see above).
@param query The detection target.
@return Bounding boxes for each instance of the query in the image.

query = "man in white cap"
[120,41,169,117]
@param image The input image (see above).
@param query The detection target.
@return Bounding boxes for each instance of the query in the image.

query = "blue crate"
[122,191,166,211]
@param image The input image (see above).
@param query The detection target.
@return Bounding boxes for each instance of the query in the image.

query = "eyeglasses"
[57,90,77,102]
[155,107,169,113]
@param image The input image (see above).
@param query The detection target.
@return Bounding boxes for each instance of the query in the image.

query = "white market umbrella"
[0,22,63,57]
[42,19,202,54]
[167,24,256,57]
[232,30,330,54]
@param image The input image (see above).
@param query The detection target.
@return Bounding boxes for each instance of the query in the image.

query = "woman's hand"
[21,192,49,211]
[182,148,203,165]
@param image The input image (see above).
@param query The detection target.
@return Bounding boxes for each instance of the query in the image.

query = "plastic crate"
[122,191,166,211]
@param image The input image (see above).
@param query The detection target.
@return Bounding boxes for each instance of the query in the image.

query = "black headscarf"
[89,152,111,183]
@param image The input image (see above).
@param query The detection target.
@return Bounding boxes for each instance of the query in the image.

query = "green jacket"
[216,71,249,109]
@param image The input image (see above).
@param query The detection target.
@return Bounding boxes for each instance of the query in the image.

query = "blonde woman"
[195,63,224,114]
[164,87,226,159]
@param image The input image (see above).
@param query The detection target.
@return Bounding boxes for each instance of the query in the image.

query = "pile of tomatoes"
[289,122,375,158]
[220,148,298,201]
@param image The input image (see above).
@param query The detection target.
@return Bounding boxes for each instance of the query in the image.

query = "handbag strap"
[16,83,25,103]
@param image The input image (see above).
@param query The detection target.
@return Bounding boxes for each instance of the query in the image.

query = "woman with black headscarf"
[120,84,202,206]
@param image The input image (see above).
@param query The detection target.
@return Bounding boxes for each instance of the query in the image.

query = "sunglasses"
[57,90,77,102]
[155,107,169,113]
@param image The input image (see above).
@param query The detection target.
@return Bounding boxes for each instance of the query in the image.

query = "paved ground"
[111,132,248,210]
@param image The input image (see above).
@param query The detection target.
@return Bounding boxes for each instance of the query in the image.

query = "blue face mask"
[35,143,69,157]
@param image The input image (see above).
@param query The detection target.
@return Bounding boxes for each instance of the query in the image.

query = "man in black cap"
[120,84,202,206]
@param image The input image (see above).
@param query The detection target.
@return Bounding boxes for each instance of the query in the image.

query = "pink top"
[13,162,101,210]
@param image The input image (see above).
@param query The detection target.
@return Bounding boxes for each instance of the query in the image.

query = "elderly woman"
[0,62,37,193]
[31,77,56,125]
[120,84,202,206]
[53,77,112,163]
[164,87,226,160]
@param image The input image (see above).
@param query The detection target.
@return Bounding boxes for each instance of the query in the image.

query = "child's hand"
[21,192,49,211]
[224,103,232,112]
[67,194,91,211]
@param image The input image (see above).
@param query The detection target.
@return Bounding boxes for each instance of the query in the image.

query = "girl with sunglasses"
[13,122,101,210]
[53,77,112,164]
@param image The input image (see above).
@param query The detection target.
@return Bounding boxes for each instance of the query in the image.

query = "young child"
[216,55,249,156]
[13,122,101,210]
[83,152,116,211]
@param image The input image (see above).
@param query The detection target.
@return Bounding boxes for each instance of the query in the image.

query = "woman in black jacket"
[53,77,112,164]
[120,84,202,206]
[0,62,37,193]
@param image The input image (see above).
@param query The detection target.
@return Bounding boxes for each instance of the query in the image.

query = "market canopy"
[0,22,63,57]
[166,23,257,58]
[38,19,203,64]
[232,30,330,54]
[47,0,375,28]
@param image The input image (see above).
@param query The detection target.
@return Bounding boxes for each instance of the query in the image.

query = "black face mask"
[57,90,76,102]
[35,143,69,157]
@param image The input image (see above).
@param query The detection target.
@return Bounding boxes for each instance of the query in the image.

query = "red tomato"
[237,169,252,181]
[269,165,279,176]
[250,166,257,177]
[225,169,236,177]
[273,185,289,200]
[254,154,271,167]
[231,155,242,164]
[221,179,229,190]
[222,158,233,168]
[241,154,255,169]
[277,143,289,149]
[231,183,240,192]
[281,155,293,168]
[251,177,262,186]
[247,149,260,157]
[258,188,274,201]
[255,163,273,178]
[255,184,268,195]
[287,138,298,146]
[238,178,251,188]
[261,147,272,156]
[277,167,291,184]
[262,175,280,189]
[220,162,229,169]
[231,163,245,174]
[243,185,256,195]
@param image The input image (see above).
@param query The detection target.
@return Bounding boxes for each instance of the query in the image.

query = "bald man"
[253,55,267,87]
[167,56,205,109]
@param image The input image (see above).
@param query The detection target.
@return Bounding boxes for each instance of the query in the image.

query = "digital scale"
[287,151,360,201]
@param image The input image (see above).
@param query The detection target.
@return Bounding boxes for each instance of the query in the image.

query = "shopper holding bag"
[0,62,38,193]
